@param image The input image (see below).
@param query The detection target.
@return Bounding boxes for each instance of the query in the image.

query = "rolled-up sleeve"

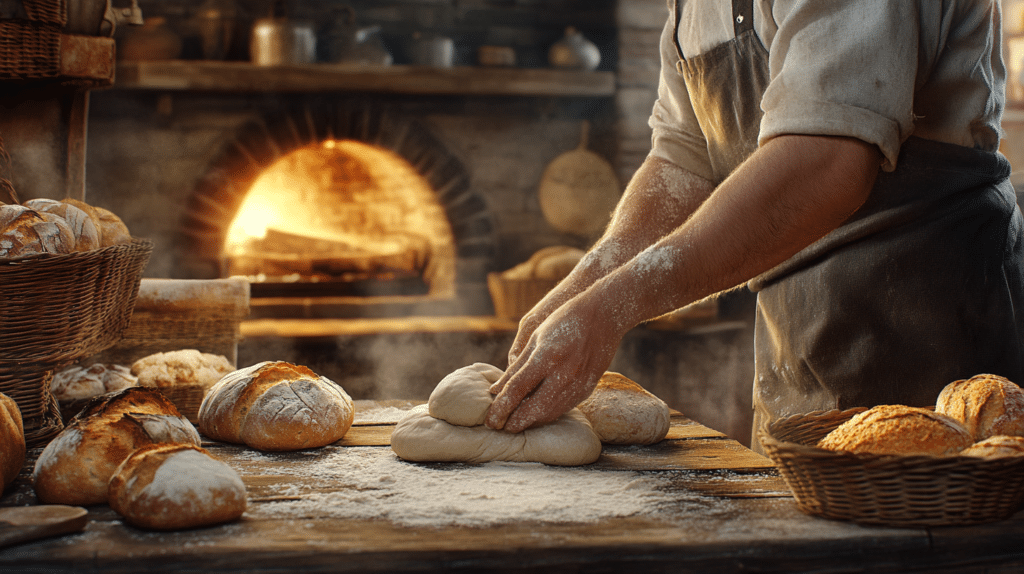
[760,0,920,171]
[648,14,716,181]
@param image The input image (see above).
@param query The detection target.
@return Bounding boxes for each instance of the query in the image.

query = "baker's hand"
[485,294,621,433]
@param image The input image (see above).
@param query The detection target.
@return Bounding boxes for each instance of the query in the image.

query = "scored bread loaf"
[131,349,234,392]
[817,404,973,456]
[22,198,100,251]
[960,435,1024,457]
[0,204,76,258]
[94,206,131,247]
[108,443,247,531]
[576,372,671,445]
[0,393,25,492]
[51,363,138,402]
[935,374,1024,441]
[31,387,200,505]
[198,361,354,451]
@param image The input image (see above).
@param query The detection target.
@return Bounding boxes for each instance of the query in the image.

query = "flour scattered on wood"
[234,447,703,528]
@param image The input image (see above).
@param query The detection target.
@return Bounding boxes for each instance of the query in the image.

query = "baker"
[485,0,1024,453]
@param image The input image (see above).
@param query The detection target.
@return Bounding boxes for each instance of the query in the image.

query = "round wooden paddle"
[0,505,88,549]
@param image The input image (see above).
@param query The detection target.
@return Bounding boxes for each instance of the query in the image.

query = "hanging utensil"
[537,120,621,238]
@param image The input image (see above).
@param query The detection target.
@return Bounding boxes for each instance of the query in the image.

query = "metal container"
[250,17,316,65]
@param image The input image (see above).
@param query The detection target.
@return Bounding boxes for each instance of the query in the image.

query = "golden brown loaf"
[198,361,355,451]
[23,198,100,251]
[817,404,973,456]
[576,372,671,445]
[935,374,1024,441]
[94,206,131,247]
[960,435,1024,457]
[31,387,200,505]
[0,393,25,491]
[0,204,76,258]
[108,443,247,530]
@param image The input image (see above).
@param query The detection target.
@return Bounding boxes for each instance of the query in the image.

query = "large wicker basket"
[0,0,65,81]
[487,272,559,321]
[759,408,1024,527]
[0,238,153,447]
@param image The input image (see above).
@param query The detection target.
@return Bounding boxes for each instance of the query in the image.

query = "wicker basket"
[487,272,559,321]
[0,0,66,81]
[0,239,153,448]
[759,408,1024,527]
[156,384,207,425]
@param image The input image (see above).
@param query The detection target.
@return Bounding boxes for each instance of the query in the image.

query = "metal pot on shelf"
[249,0,315,66]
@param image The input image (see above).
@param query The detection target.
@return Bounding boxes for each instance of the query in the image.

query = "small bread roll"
[817,405,973,456]
[131,350,234,392]
[94,206,131,247]
[32,387,200,505]
[576,372,671,445]
[198,361,354,451]
[935,374,1024,441]
[51,363,138,402]
[0,393,25,491]
[0,204,75,257]
[23,198,100,251]
[108,443,247,531]
[501,246,585,281]
[960,435,1024,457]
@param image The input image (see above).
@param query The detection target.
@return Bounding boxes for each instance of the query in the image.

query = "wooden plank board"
[593,439,774,472]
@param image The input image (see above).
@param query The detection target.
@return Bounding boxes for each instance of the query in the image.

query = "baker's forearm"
[590,134,882,335]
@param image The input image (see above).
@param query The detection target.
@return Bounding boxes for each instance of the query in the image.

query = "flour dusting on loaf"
[131,350,234,391]
[198,361,354,451]
[108,443,247,530]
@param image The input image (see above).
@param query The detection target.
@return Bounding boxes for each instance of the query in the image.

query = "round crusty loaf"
[0,204,76,258]
[108,443,247,531]
[960,435,1024,457]
[32,387,200,505]
[576,372,671,445]
[23,198,100,251]
[198,361,354,451]
[817,405,973,456]
[935,374,1024,441]
[51,363,138,402]
[93,206,131,247]
[131,349,234,392]
[0,393,25,491]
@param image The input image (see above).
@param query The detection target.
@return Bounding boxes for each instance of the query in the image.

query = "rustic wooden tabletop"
[1,400,1022,573]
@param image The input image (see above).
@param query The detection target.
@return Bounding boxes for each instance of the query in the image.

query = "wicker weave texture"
[487,273,559,320]
[760,409,1024,527]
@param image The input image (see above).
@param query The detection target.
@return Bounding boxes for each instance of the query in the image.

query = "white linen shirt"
[649,0,1007,180]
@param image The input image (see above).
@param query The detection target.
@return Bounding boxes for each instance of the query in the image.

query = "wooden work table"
[1,401,1023,573]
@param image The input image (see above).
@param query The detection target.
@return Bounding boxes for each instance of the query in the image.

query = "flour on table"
[235,446,681,528]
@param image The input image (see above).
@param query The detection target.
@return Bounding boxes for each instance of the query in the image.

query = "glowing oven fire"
[177,101,496,314]
[223,139,456,298]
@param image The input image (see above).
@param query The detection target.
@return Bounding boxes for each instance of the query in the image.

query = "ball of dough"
[391,363,602,466]
[428,363,504,427]
[960,435,1024,457]
[23,198,100,251]
[108,443,247,531]
[935,374,1024,441]
[198,361,354,451]
[131,350,234,392]
[576,372,671,445]
[817,405,973,456]
[0,393,25,491]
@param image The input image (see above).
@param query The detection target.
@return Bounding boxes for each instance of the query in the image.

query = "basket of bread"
[759,374,1024,527]
[0,198,152,448]
[488,246,584,320]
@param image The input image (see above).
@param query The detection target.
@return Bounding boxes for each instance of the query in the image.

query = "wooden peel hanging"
[538,121,621,237]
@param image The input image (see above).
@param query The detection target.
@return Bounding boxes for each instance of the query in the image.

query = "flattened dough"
[391,363,602,466]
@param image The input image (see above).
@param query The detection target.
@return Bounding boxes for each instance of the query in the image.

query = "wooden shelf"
[113,60,617,97]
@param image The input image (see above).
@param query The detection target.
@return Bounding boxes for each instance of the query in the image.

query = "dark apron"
[672,0,1024,453]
